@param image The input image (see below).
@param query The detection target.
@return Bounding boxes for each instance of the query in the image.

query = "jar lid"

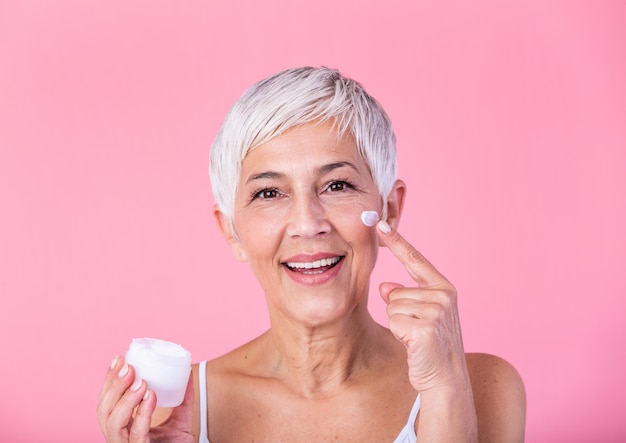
[127,337,191,366]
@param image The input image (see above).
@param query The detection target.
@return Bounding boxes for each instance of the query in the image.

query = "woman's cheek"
[329,215,378,260]
[331,201,381,232]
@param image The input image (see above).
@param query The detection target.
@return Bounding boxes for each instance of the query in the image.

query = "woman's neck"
[259,304,388,398]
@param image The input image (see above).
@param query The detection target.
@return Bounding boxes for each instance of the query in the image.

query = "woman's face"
[222,121,386,327]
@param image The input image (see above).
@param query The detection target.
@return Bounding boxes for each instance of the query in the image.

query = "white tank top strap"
[407,393,421,430]
[392,393,421,443]
[198,360,210,443]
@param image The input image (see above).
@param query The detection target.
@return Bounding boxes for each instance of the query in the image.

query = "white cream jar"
[125,337,191,407]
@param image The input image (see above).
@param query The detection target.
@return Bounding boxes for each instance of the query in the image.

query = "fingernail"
[378,220,391,234]
[118,364,129,378]
[110,356,119,370]
[130,378,143,392]
[143,389,150,400]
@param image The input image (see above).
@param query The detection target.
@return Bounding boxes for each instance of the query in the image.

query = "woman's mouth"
[283,256,344,274]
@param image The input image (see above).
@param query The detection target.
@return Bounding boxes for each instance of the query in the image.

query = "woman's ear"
[386,179,406,229]
[380,180,406,247]
[213,205,248,262]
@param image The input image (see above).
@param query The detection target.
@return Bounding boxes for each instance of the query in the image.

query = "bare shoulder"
[465,352,525,392]
[465,353,526,443]
[203,338,261,375]
[202,338,269,394]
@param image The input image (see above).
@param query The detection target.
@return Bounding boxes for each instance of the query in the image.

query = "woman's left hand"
[376,221,470,394]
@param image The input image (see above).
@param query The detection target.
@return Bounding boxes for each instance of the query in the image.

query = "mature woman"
[98,67,526,442]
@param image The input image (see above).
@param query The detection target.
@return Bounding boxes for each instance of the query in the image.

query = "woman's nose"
[285,194,331,238]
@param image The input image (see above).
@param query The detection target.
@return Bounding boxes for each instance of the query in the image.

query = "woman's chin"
[271,295,364,329]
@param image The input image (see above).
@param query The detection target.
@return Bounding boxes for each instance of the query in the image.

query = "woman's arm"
[377,219,526,442]
[377,220,478,442]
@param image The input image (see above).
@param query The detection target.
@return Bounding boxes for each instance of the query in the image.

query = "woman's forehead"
[240,122,364,179]
[248,120,352,154]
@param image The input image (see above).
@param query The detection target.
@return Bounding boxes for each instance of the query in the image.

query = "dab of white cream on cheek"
[360,210,380,227]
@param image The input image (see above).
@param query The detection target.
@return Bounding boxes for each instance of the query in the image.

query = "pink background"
[1,1,625,441]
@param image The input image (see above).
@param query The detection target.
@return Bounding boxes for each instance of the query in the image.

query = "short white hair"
[210,66,397,222]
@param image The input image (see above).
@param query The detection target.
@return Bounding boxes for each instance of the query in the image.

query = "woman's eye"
[326,181,353,192]
[253,188,280,200]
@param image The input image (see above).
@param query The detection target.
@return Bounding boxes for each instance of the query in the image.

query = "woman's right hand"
[97,356,194,443]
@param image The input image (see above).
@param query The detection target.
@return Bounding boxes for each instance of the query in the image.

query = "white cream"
[360,210,380,227]
[125,338,191,407]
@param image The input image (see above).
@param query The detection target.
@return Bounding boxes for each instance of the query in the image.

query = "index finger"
[377,220,449,287]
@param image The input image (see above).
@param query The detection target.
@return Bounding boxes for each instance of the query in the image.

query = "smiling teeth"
[286,257,341,269]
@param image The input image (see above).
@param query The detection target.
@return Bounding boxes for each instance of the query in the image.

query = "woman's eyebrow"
[246,171,283,184]
[318,161,358,175]
[247,162,357,184]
